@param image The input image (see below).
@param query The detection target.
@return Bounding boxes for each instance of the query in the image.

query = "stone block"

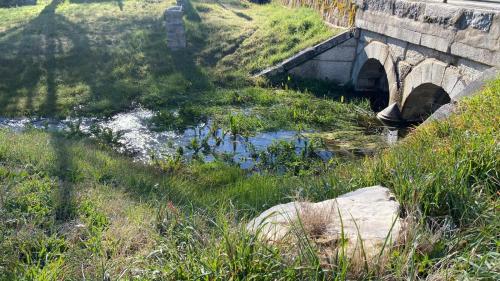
[441,66,461,95]
[454,28,499,53]
[384,24,422,45]
[359,29,387,44]
[315,61,353,84]
[423,3,463,27]
[387,37,407,61]
[363,0,395,14]
[384,54,398,86]
[456,58,490,82]
[397,61,412,81]
[393,0,424,21]
[450,79,467,100]
[430,60,447,86]
[457,10,494,31]
[316,46,356,62]
[451,67,499,100]
[420,61,434,85]
[420,33,450,53]
[450,42,498,67]
[365,41,389,64]
[404,44,426,66]
[388,82,400,104]
[247,186,402,264]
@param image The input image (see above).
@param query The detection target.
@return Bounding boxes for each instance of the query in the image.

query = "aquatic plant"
[187,137,201,155]
[89,124,124,149]
[65,119,86,138]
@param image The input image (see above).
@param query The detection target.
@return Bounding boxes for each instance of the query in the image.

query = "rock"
[247,186,403,264]
[457,10,494,31]
[393,1,424,20]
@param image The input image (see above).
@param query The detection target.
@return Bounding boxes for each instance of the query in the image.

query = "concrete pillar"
[165,6,186,50]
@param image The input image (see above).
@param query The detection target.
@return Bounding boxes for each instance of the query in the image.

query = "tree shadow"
[69,0,123,11]
[0,0,221,117]
[0,0,225,207]
[232,10,252,21]
[0,0,95,220]
[51,135,77,221]
[0,0,97,117]
[183,0,201,22]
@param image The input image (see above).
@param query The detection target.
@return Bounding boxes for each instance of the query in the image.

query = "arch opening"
[401,83,450,122]
[355,58,390,112]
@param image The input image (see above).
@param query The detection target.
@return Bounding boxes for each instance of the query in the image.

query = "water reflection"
[0,108,391,168]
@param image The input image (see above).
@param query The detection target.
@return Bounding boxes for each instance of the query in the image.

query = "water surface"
[0,108,390,168]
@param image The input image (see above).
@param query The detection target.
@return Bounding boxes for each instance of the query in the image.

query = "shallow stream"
[0,108,395,169]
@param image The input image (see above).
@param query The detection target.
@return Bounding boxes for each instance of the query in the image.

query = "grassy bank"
[1,78,498,279]
[0,0,337,118]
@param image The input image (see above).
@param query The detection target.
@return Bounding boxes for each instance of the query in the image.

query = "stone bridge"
[260,0,500,123]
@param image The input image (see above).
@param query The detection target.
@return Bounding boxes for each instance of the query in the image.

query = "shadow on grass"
[233,10,252,21]
[184,0,201,22]
[69,0,124,11]
[0,0,96,117]
[0,0,215,117]
[0,0,233,214]
[269,73,362,101]
[52,135,77,221]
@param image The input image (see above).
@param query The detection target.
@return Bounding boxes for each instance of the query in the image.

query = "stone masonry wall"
[165,6,186,50]
[289,36,358,84]
[354,0,500,67]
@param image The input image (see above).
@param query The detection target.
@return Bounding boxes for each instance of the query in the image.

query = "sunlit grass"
[0,77,498,279]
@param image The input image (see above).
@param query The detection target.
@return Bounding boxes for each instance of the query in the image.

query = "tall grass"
[0,78,498,279]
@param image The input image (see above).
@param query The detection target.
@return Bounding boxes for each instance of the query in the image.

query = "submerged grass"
[0,78,498,279]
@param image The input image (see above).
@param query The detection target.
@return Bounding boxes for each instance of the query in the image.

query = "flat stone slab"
[247,186,402,264]
[255,29,355,78]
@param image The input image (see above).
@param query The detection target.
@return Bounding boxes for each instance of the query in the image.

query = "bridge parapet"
[355,0,500,67]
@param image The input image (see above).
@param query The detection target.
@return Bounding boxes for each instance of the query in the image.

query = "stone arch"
[401,59,466,122]
[351,41,399,111]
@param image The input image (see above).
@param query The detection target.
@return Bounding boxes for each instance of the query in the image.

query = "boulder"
[247,186,403,265]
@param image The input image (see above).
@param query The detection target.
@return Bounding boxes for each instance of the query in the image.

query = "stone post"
[165,6,186,50]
